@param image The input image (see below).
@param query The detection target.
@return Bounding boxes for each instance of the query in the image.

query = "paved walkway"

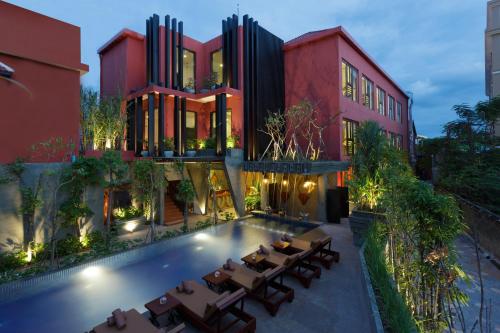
[455,235,500,333]
[169,218,373,333]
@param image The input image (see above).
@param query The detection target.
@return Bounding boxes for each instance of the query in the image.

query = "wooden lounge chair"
[295,227,340,269]
[91,308,185,333]
[220,262,294,316]
[257,247,321,288]
[167,281,256,333]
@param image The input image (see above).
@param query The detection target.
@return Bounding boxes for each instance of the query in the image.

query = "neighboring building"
[485,0,500,135]
[0,1,88,163]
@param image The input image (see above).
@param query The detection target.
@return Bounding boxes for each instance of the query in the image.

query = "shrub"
[0,251,24,272]
[56,235,82,257]
[364,225,417,333]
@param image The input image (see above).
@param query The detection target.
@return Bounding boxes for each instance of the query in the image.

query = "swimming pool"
[0,217,317,333]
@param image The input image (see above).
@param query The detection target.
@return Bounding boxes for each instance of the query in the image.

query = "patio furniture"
[145,295,181,327]
[166,280,256,333]
[220,261,294,316]
[241,252,266,271]
[202,269,231,293]
[256,245,321,289]
[295,227,340,269]
[91,308,184,333]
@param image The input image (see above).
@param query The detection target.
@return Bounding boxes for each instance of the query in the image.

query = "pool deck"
[162,218,374,333]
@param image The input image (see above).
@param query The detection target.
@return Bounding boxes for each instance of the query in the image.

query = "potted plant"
[185,138,197,157]
[197,137,216,156]
[163,137,174,157]
[184,78,196,94]
[348,121,388,246]
[200,72,219,93]
[227,132,243,158]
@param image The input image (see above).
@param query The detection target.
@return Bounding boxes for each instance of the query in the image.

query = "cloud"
[410,79,439,97]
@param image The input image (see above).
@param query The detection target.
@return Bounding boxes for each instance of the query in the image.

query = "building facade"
[99,17,411,163]
[0,1,88,163]
[485,0,500,135]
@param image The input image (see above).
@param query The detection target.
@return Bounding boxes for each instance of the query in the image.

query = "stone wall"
[457,196,500,259]
[0,163,104,252]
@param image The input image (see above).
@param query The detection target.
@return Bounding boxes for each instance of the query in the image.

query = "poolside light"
[124,221,138,233]
[194,232,209,241]
[81,266,102,278]
[25,247,33,263]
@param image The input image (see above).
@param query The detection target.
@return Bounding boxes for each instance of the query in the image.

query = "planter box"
[196,149,216,157]
[349,210,384,247]
[185,150,196,157]
[163,150,174,158]
[227,148,243,159]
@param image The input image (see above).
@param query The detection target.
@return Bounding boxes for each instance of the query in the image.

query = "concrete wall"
[0,163,104,252]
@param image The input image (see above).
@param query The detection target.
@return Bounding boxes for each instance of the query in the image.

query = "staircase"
[164,196,184,225]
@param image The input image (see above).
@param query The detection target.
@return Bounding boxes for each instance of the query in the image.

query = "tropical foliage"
[418,97,500,213]
[350,120,467,332]
[80,86,126,151]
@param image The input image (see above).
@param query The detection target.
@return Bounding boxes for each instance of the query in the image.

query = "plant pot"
[185,150,196,157]
[227,148,243,159]
[163,150,174,158]
[196,148,216,156]
[184,88,195,94]
[140,151,149,157]
[349,209,384,247]
[200,88,210,93]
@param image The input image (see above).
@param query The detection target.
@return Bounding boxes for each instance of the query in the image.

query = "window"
[361,76,374,109]
[177,48,196,90]
[342,119,358,156]
[186,111,197,141]
[388,96,395,120]
[396,102,402,123]
[211,49,223,85]
[210,109,232,138]
[342,61,358,101]
[377,87,386,115]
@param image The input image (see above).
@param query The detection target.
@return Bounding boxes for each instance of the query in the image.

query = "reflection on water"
[0,218,316,333]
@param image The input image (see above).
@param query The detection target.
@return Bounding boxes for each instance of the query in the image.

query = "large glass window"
[342,60,358,102]
[342,119,358,156]
[361,76,374,109]
[186,111,197,141]
[211,49,223,85]
[210,109,232,138]
[396,102,402,123]
[377,87,386,115]
[388,96,395,120]
[177,48,195,91]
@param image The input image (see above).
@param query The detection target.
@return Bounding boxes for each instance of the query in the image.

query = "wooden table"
[202,270,231,293]
[144,295,180,327]
[271,240,290,251]
[241,252,266,271]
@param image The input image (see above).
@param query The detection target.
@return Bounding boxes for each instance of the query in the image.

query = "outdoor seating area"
[88,226,341,333]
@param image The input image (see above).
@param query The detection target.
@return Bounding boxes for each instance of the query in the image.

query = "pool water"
[0,217,316,333]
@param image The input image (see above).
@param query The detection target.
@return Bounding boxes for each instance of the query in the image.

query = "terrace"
[0,217,372,333]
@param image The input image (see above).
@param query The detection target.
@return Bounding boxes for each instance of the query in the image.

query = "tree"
[132,159,165,242]
[80,86,126,150]
[101,151,128,245]
[174,161,196,231]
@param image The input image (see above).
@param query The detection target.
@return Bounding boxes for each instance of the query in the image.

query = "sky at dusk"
[6,0,488,137]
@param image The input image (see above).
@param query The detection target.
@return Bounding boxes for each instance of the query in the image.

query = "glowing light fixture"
[194,233,209,241]
[81,266,102,278]
[124,221,138,233]
[25,247,33,263]
[282,180,288,186]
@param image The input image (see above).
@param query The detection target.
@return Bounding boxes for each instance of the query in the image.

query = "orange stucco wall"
[0,1,87,163]
[284,32,409,161]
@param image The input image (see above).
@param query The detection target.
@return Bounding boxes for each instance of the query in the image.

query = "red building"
[0,1,88,163]
[99,15,411,163]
